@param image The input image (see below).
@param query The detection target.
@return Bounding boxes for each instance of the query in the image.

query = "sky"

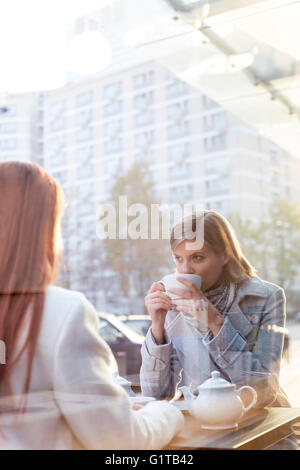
[0,0,114,93]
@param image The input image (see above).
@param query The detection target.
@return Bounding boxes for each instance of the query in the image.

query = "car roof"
[117,314,151,321]
[98,311,145,344]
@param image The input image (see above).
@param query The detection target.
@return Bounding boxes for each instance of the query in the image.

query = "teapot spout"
[178,385,195,401]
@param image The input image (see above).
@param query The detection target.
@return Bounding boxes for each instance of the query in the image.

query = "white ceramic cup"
[161,273,202,299]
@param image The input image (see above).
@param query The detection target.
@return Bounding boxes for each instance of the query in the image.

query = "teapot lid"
[198,371,235,390]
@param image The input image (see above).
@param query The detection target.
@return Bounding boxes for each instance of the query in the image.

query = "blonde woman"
[141,211,290,411]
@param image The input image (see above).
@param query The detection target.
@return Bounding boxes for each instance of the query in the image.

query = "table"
[166,407,300,450]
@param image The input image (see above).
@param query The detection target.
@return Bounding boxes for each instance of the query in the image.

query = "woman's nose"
[179,261,193,274]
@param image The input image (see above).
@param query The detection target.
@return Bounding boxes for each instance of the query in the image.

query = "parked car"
[98,312,144,386]
[118,314,151,337]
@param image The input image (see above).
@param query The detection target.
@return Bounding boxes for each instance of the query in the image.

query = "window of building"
[76,90,94,107]
[76,181,95,204]
[167,183,193,204]
[0,138,17,150]
[168,142,190,163]
[77,109,93,127]
[77,161,94,180]
[104,100,122,117]
[50,117,66,132]
[133,91,154,110]
[133,71,154,89]
[49,136,66,166]
[103,82,122,101]
[168,186,185,204]
[169,162,192,181]
[77,146,93,165]
[134,110,154,128]
[204,133,227,152]
[77,126,93,143]
[203,112,226,131]
[134,130,155,149]
[50,101,66,118]
[205,156,230,175]
[104,157,123,175]
[186,183,194,199]
[104,120,122,137]
[167,121,189,140]
[166,79,188,99]
[270,148,279,165]
[104,138,122,155]
[3,104,17,117]
[135,149,156,164]
[205,177,229,196]
[49,149,67,168]
[0,121,17,133]
[104,177,114,196]
[167,101,189,120]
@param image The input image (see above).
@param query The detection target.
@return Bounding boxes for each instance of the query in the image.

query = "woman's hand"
[145,282,173,345]
[169,277,224,336]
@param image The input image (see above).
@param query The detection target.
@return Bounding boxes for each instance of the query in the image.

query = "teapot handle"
[236,386,257,413]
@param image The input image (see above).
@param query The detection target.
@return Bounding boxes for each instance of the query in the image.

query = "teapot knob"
[211,371,220,379]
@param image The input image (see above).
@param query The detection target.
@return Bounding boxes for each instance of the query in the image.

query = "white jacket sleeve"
[53,294,184,450]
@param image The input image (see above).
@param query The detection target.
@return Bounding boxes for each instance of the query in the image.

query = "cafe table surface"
[165,407,300,450]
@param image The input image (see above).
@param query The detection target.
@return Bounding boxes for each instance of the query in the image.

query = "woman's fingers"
[145,292,173,313]
[168,288,192,298]
[146,291,172,302]
[172,299,196,314]
[176,278,200,295]
[148,300,172,309]
[148,282,165,294]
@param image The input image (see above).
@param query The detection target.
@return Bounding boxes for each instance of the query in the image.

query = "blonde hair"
[170,211,255,284]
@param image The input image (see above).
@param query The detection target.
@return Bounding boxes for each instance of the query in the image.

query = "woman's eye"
[194,255,204,261]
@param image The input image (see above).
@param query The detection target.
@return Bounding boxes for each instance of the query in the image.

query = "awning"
[100,0,300,159]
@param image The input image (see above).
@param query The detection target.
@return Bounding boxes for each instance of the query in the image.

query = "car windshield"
[122,319,151,337]
[99,319,126,344]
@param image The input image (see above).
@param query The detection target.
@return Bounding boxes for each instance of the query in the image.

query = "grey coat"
[140,276,290,408]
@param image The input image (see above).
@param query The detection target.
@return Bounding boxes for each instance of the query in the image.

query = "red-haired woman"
[0,161,183,450]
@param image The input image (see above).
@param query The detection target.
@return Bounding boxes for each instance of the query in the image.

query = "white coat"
[0,285,183,450]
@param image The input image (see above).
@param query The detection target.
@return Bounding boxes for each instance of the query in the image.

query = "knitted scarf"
[205,282,239,316]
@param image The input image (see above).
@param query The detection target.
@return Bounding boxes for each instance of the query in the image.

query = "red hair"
[0,161,64,408]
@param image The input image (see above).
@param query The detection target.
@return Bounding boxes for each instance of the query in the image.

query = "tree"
[229,200,300,315]
[228,212,269,279]
[102,162,172,313]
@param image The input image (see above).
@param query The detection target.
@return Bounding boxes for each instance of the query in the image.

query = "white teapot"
[179,371,257,430]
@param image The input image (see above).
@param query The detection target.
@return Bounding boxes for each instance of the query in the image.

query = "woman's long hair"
[0,161,64,405]
[170,211,256,284]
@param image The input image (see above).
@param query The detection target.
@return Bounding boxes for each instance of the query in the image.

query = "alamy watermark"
[96,198,205,250]
[0,340,6,365]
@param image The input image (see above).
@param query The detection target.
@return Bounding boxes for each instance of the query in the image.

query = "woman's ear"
[222,252,230,266]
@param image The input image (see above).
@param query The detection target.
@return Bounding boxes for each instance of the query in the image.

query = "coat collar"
[236,276,269,300]
[226,277,269,337]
